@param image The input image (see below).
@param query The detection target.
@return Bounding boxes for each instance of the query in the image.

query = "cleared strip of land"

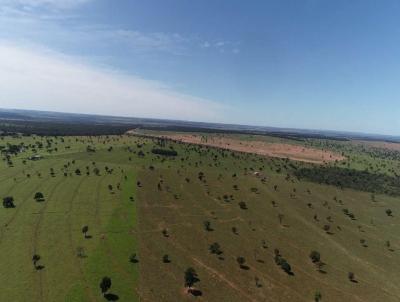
[138,132,345,164]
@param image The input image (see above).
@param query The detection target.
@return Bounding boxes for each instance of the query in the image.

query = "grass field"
[1,133,399,301]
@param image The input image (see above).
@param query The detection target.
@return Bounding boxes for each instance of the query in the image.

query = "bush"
[162,254,170,263]
[280,260,292,274]
[309,251,321,263]
[129,253,139,263]
[184,267,199,288]
[3,196,15,208]
[237,256,246,268]
[34,192,45,202]
[274,252,293,275]
[209,242,223,255]
[238,201,247,210]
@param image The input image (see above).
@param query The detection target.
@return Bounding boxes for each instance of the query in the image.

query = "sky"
[0,0,399,135]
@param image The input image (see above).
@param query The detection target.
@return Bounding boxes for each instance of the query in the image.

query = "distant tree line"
[0,121,134,136]
[294,166,400,196]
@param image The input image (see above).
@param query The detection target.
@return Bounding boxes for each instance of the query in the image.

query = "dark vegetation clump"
[184,267,199,288]
[34,192,45,202]
[274,250,293,275]
[295,166,400,196]
[151,148,178,156]
[3,196,15,208]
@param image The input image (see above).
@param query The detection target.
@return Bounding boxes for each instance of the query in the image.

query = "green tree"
[280,259,292,274]
[129,253,139,263]
[34,192,44,202]
[3,196,15,208]
[32,254,41,270]
[184,267,198,288]
[99,277,112,295]
[209,242,223,255]
[82,225,89,238]
[309,251,321,263]
[314,290,322,302]
[203,221,212,231]
[238,201,248,210]
[237,256,246,268]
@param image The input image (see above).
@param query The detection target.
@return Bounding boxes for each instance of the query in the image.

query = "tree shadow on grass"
[188,289,202,297]
[104,293,119,301]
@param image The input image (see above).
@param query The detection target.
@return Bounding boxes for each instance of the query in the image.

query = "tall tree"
[82,225,89,238]
[100,277,112,295]
[184,267,198,288]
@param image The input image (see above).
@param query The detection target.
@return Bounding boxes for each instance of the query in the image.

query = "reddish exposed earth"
[140,133,345,164]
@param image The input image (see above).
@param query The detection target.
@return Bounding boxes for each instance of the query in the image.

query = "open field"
[0,136,139,301]
[1,131,400,301]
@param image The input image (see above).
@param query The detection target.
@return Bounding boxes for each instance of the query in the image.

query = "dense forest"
[295,166,400,196]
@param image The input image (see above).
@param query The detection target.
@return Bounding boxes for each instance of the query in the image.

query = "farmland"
[1,132,400,301]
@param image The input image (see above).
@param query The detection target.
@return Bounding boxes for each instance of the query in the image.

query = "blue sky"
[0,0,399,135]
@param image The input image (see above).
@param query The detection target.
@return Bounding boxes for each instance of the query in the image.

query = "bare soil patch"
[149,133,345,164]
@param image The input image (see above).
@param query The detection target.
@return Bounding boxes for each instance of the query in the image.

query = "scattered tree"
[82,225,89,238]
[209,242,223,255]
[3,196,15,208]
[236,256,246,269]
[129,253,139,263]
[203,221,212,232]
[238,201,247,210]
[309,251,321,263]
[314,291,322,302]
[32,254,41,270]
[162,254,170,263]
[184,267,199,288]
[34,192,45,202]
[99,276,112,296]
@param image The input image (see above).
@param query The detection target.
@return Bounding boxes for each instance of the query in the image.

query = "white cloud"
[201,41,210,48]
[0,0,92,10]
[200,40,240,54]
[0,42,227,122]
[99,29,188,55]
[0,2,240,56]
